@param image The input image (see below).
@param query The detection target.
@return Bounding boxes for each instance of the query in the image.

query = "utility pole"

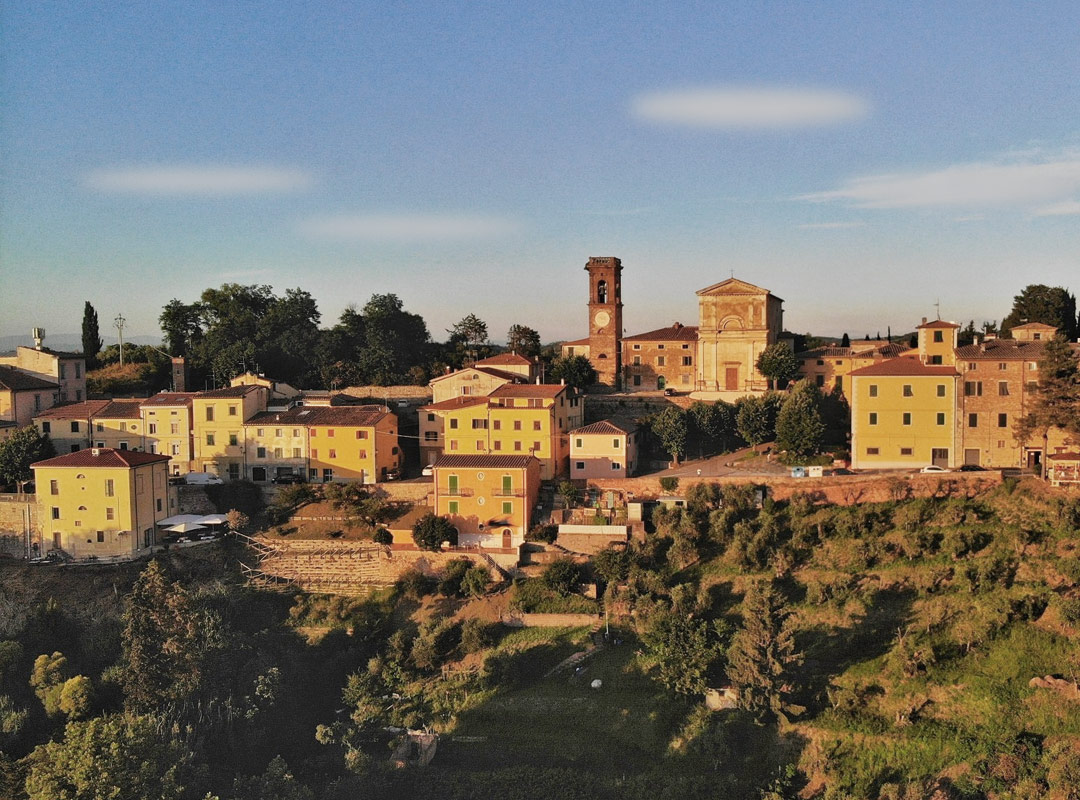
[114,314,126,366]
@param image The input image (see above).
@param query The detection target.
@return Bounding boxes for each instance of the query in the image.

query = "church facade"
[562,257,786,400]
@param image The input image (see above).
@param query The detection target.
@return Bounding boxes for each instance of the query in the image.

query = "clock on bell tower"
[585,256,623,389]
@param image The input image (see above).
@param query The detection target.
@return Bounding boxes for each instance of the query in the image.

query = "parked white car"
[184,472,224,485]
[421,465,434,477]
[919,465,949,474]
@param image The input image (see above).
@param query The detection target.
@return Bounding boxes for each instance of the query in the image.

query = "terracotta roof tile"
[849,357,959,377]
[475,353,535,367]
[96,400,145,419]
[33,400,111,419]
[917,319,961,329]
[489,384,568,398]
[624,324,699,342]
[560,337,590,347]
[140,392,196,406]
[197,385,262,399]
[245,405,391,427]
[433,454,536,469]
[571,419,637,435]
[954,340,1048,360]
[420,396,491,411]
[0,365,60,393]
[32,447,170,469]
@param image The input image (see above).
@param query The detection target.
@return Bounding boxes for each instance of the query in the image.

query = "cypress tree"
[81,301,102,368]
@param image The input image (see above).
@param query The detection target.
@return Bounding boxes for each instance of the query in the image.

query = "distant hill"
[0,333,163,355]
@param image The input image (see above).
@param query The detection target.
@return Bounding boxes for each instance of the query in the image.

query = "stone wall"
[0,495,35,558]
[585,471,1003,506]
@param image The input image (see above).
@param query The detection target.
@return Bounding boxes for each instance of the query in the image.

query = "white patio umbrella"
[167,522,208,534]
[158,514,202,527]
[196,514,228,526]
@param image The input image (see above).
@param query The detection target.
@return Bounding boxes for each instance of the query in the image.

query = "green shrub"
[1059,596,1080,625]
[659,476,680,493]
[526,524,558,543]
[542,558,583,596]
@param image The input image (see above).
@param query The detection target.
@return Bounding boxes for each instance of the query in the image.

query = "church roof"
[696,277,782,303]
[624,323,699,342]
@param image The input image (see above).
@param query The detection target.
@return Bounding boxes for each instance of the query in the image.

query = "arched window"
[597,280,607,304]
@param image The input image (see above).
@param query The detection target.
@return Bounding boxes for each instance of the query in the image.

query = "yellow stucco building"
[89,400,145,452]
[32,448,172,560]
[433,454,540,551]
[420,384,583,480]
[192,385,269,480]
[569,419,640,479]
[244,405,400,483]
[140,392,196,473]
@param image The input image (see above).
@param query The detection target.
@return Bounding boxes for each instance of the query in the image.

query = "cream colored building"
[429,365,528,404]
[570,419,640,479]
[140,393,196,473]
[1,366,60,428]
[0,345,86,403]
[89,400,145,452]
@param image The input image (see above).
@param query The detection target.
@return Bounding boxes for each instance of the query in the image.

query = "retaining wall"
[0,494,35,558]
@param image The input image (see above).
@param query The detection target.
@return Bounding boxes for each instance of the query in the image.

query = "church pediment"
[696,277,775,298]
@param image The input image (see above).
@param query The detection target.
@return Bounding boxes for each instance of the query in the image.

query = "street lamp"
[114,314,126,366]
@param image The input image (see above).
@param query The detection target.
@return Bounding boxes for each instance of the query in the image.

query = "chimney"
[91,448,100,456]
[973,335,980,346]
[921,317,927,326]
[32,327,45,350]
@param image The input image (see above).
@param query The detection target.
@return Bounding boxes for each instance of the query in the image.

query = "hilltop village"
[0,256,1078,568]
[2,259,1080,800]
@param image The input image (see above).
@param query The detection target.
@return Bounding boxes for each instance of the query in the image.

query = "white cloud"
[800,156,1080,209]
[795,221,864,230]
[631,86,868,129]
[1032,199,1080,217]
[298,213,520,242]
[85,166,312,195]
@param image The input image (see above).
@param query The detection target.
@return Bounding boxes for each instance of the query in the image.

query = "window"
[475,441,484,451]
[656,356,665,367]
[633,356,641,365]
[533,441,541,452]
[105,479,114,497]
[106,507,114,520]
[148,423,157,434]
[514,420,522,431]
[502,501,513,515]
[869,413,878,425]
[575,438,583,448]
[75,363,81,378]
[514,441,522,451]
[900,447,913,456]
[52,507,60,519]
[930,355,943,365]
[291,447,301,458]
[868,384,878,397]
[612,438,620,449]
[817,359,825,366]
[60,364,66,379]
[256,428,264,436]
[472,419,488,430]
[903,385,913,397]
[816,375,825,387]
[903,412,912,425]
[866,447,879,455]
[998,413,1008,428]
[329,449,337,458]
[95,422,104,432]
[658,344,665,350]
[682,356,692,366]
[171,444,180,455]
[493,420,501,430]
[968,363,976,370]
[34,394,41,411]
[575,461,585,470]
[449,419,459,429]
[964,381,983,396]
[97,531,105,543]
[448,501,459,514]
[682,343,689,349]
[273,447,282,458]
[170,423,179,434]
[936,384,946,397]
[612,462,622,470]
[493,441,502,450]
[257,447,266,458]
[310,428,317,437]
[228,433,238,446]
[156,498,162,512]
[449,440,458,451]
[311,449,318,458]
[228,405,237,416]
[206,407,214,421]
[933,330,943,343]
[424,431,438,441]
[275,428,282,437]
[326,428,335,437]
[835,377,843,391]
[998,381,1009,396]
[533,420,542,431]
[49,479,58,495]
[41,421,51,433]
[998,363,1007,371]
[969,413,978,428]
[70,421,80,433]
[936,412,946,425]
[633,375,641,386]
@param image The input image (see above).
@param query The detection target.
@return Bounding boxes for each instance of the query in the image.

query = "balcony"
[492,489,524,497]
[444,488,473,497]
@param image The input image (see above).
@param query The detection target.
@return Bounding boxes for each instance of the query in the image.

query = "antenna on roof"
[934,299,941,320]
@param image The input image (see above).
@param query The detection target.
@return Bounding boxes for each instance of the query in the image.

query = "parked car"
[272,473,306,485]
[959,464,986,472]
[421,464,434,477]
[831,468,854,475]
[919,465,949,473]
[383,468,401,481]
[663,387,676,396]
[396,399,409,408]
[184,472,224,485]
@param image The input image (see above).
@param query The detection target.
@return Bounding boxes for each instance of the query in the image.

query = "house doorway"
[725,367,739,391]
[502,529,512,549]
[963,449,980,466]
[931,448,949,468]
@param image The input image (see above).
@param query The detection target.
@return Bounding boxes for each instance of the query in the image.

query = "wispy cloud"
[1032,199,1080,217]
[631,86,868,129]
[298,213,520,242]
[84,166,312,195]
[795,221,864,230]
[953,214,985,223]
[800,154,1080,209]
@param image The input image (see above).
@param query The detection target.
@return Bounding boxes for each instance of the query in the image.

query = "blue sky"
[2,1,1079,347]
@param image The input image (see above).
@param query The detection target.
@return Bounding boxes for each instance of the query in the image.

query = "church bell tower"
[585,257,623,389]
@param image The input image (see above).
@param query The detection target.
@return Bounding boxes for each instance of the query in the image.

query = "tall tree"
[506,324,542,358]
[775,380,826,457]
[652,405,688,465]
[448,313,489,348]
[0,426,56,489]
[1016,337,1080,478]
[158,299,204,358]
[735,393,782,448]
[81,302,102,368]
[1001,284,1078,339]
[357,293,431,385]
[688,401,724,458]
[549,354,596,391]
[840,332,850,348]
[726,581,804,723]
[412,513,458,551]
[755,343,801,390]
[642,611,727,696]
